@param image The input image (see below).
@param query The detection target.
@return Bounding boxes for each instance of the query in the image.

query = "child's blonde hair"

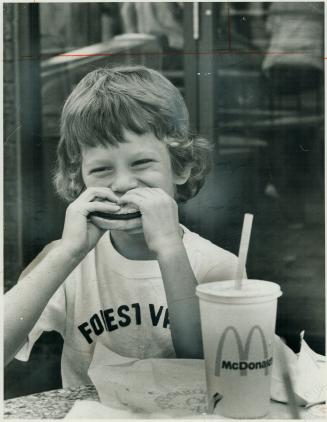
[54,65,212,203]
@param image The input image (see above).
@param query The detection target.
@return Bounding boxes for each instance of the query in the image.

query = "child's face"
[81,129,186,232]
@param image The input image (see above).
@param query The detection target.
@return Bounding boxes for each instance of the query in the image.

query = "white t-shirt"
[15,226,238,387]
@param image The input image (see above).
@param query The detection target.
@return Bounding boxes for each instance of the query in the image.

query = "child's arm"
[4,243,84,365]
[156,246,204,359]
[119,188,204,359]
[4,187,121,366]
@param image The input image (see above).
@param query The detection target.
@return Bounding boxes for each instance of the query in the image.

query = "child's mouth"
[90,211,142,220]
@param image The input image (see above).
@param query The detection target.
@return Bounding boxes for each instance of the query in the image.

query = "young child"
[4,66,238,388]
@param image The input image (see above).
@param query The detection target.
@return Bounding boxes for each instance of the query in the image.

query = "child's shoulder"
[182,226,238,283]
[19,241,61,280]
[182,225,237,264]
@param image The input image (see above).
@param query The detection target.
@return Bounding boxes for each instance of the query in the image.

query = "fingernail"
[112,205,121,210]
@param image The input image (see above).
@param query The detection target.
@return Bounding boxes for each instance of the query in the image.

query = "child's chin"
[90,216,143,232]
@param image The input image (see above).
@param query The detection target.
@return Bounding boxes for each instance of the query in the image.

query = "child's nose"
[110,170,138,194]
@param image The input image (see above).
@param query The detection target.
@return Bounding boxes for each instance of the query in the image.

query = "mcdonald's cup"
[196,280,282,418]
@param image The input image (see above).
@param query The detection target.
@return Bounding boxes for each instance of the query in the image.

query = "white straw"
[235,214,254,290]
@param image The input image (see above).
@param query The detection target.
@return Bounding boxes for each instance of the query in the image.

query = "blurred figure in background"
[263,2,324,82]
[101,3,123,41]
[262,2,324,226]
[120,2,183,69]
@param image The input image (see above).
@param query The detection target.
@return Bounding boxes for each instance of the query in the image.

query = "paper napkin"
[271,332,326,406]
[84,333,325,418]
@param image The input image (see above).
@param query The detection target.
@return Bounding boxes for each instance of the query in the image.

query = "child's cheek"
[86,177,111,188]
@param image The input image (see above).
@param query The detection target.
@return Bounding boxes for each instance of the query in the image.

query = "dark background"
[4,2,325,399]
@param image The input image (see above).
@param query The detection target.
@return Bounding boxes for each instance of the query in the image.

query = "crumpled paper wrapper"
[271,332,326,406]
[77,333,325,418]
[88,344,207,417]
[65,400,223,419]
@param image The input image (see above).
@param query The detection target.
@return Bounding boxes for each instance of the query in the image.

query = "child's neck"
[109,230,157,261]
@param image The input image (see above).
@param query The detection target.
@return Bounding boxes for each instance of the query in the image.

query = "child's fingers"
[77,187,120,204]
[120,187,158,199]
[66,199,120,220]
[86,202,121,214]
[118,192,144,211]
[118,187,156,206]
[118,188,170,211]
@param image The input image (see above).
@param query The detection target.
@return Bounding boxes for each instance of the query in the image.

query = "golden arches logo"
[215,325,271,376]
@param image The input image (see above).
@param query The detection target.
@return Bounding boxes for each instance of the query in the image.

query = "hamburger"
[89,199,143,232]
[90,210,141,220]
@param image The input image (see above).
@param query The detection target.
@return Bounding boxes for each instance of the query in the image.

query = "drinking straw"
[235,213,253,290]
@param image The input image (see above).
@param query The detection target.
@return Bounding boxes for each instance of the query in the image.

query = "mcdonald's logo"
[215,325,273,377]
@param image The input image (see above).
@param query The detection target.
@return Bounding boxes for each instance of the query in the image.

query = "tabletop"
[4,385,326,419]
[4,385,99,419]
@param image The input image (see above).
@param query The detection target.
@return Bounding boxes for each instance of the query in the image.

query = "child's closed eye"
[90,167,113,174]
[132,159,155,168]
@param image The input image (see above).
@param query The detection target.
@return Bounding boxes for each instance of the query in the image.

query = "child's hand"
[60,187,121,259]
[118,188,183,255]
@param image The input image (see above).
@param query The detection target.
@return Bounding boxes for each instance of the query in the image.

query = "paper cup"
[196,280,282,419]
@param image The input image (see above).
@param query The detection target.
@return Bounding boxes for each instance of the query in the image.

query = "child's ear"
[173,166,192,186]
